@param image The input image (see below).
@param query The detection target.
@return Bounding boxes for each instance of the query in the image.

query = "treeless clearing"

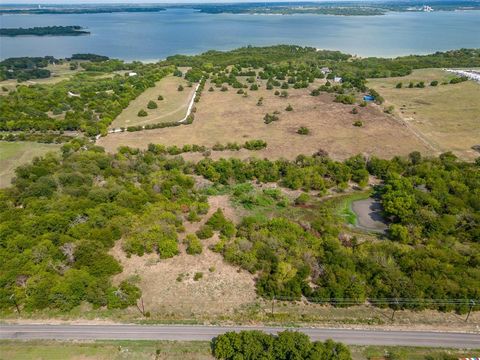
[110,195,256,318]
[0,141,61,188]
[368,68,480,160]
[110,76,195,129]
[98,79,431,160]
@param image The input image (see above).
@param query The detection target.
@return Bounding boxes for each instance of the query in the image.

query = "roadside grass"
[0,340,477,360]
[0,141,61,188]
[368,68,480,160]
[110,75,195,129]
[0,340,213,360]
[350,345,480,360]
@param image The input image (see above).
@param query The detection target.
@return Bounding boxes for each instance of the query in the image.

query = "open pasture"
[0,141,61,188]
[110,75,195,129]
[368,68,480,160]
[98,79,431,160]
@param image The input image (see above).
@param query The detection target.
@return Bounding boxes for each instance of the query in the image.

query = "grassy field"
[0,340,213,360]
[99,78,431,160]
[0,340,477,360]
[0,141,61,188]
[368,68,480,160]
[110,76,195,129]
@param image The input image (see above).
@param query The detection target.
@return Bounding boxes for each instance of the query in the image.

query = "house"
[333,76,342,83]
[320,67,331,74]
[128,72,138,77]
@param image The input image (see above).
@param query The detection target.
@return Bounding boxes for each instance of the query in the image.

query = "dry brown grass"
[110,195,256,318]
[110,76,195,129]
[98,79,431,160]
[368,69,480,160]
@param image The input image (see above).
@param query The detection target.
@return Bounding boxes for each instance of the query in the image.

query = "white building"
[128,72,138,77]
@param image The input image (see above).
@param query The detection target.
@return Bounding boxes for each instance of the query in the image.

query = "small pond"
[351,198,388,233]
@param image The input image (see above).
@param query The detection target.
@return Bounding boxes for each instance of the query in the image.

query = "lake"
[1,8,479,60]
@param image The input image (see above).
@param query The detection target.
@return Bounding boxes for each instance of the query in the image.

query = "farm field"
[0,141,61,188]
[368,68,480,160]
[110,75,195,129]
[98,79,432,160]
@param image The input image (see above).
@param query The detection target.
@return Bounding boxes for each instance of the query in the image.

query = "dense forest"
[0,56,59,81]
[0,140,478,314]
[0,26,90,37]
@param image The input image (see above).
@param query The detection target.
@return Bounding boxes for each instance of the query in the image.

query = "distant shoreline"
[0,25,90,37]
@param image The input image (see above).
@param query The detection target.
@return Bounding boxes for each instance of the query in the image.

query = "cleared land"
[110,195,257,318]
[110,75,195,129]
[0,141,61,188]
[99,79,431,160]
[368,68,480,160]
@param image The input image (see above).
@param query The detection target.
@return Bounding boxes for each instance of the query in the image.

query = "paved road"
[1,324,479,348]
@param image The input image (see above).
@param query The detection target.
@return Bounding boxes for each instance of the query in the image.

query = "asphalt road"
[1,324,479,348]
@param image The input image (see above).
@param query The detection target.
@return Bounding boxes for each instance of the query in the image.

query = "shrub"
[184,234,202,255]
[274,90,280,96]
[250,84,259,91]
[395,82,403,88]
[285,104,293,111]
[177,85,184,91]
[244,139,267,150]
[310,88,320,96]
[351,107,358,114]
[157,95,164,100]
[415,81,425,88]
[196,225,214,239]
[353,120,363,127]
[264,113,279,124]
[384,105,395,114]
[137,109,147,117]
[430,80,439,86]
[206,208,236,238]
[257,97,264,106]
[297,127,310,135]
[194,272,203,281]
[295,193,310,205]
[334,94,355,104]
[236,89,244,94]
[279,90,288,98]
[208,86,214,92]
[147,100,157,109]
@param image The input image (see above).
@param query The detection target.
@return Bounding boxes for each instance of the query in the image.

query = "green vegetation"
[0,56,58,81]
[212,330,351,360]
[185,234,202,255]
[297,126,310,135]
[0,26,90,37]
[0,62,172,135]
[147,100,158,109]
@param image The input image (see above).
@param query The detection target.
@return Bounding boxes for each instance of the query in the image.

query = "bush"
[430,80,439,86]
[194,272,203,281]
[184,234,202,255]
[157,95,164,100]
[147,100,157,109]
[137,109,147,117]
[236,89,244,94]
[264,113,279,124]
[279,90,288,98]
[334,94,356,104]
[295,193,310,205]
[196,224,214,239]
[395,82,403,88]
[178,85,184,91]
[351,107,358,114]
[221,85,228,92]
[297,127,310,135]
[384,105,395,114]
[285,104,293,111]
[353,120,363,127]
[250,84,259,90]
[244,139,267,150]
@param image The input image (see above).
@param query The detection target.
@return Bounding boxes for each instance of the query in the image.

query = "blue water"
[1,8,479,60]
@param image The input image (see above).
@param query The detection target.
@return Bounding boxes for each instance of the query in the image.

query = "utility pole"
[465,300,475,322]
